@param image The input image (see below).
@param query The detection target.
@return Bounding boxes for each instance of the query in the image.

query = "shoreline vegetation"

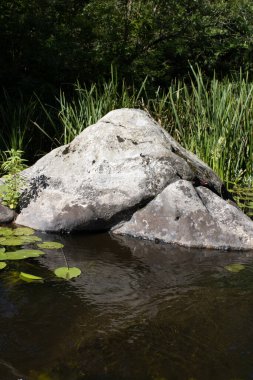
[0,66,252,216]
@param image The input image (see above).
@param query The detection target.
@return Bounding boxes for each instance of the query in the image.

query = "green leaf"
[11,249,45,255]
[0,227,13,236]
[0,249,45,261]
[19,235,42,244]
[0,262,7,270]
[0,253,7,261]
[0,248,6,253]
[0,184,8,193]
[225,263,245,273]
[37,242,64,249]
[54,267,81,280]
[13,227,35,236]
[19,272,43,283]
[1,237,24,246]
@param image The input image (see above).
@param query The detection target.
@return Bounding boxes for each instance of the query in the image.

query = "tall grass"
[58,71,147,144]
[36,68,147,145]
[148,66,253,186]
[0,91,37,152]
[46,67,253,189]
[146,66,253,214]
[1,66,253,214]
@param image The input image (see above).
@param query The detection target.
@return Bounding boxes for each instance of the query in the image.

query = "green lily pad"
[13,227,35,236]
[0,252,7,261]
[37,242,64,249]
[225,263,245,273]
[19,235,42,244]
[11,249,45,256]
[0,262,7,270]
[19,272,43,283]
[54,267,81,280]
[0,249,45,261]
[0,227,13,236]
[1,237,24,246]
[0,248,5,253]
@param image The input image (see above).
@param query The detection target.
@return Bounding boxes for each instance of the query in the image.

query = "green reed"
[57,67,147,144]
[0,91,37,153]
[148,66,253,187]
[1,66,253,214]
[55,66,253,189]
[146,66,253,214]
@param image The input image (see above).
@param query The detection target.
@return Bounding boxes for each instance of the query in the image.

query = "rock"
[16,108,226,233]
[112,180,253,250]
[0,203,16,224]
[15,108,253,249]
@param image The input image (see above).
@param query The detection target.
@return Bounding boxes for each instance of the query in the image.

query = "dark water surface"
[1,232,253,380]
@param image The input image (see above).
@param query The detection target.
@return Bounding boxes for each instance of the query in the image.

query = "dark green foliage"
[1,0,253,91]
[0,0,253,215]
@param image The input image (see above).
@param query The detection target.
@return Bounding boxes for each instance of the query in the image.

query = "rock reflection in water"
[1,233,253,379]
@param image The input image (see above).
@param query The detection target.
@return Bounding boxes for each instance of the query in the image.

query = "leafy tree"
[0,0,253,90]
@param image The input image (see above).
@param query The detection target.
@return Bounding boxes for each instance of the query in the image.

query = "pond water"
[1,232,253,380]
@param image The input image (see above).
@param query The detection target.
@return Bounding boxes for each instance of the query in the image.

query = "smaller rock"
[0,203,16,223]
[112,180,253,250]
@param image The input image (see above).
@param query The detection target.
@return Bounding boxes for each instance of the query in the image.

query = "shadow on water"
[1,232,253,379]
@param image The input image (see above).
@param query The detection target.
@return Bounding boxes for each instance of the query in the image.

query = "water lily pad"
[11,249,44,256]
[14,227,35,236]
[225,263,245,273]
[0,252,7,261]
[0,227,13,236]
[1,237,24,246]
[37,242,64,249]
[0,262,7,270]
[0,248,5,253]
[54,267,81,280]
[19,272,43,283]
[0,249,45,261]
[19,235,42,244]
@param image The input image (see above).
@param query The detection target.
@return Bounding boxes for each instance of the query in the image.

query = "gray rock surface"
[0,203,16,224]
[14,108,253,249]
[112,180,253,250]
[16,108,225,233]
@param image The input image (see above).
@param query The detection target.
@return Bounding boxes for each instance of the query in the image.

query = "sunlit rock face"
[15,108,253,250]
[113,180,253,250]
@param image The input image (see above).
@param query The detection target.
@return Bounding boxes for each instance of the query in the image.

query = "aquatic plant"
[0,249,44,260]
[0,226,81,283]
[225,263,246,273]
[54,267,81,280]
[37,242,64,249]
[19,272,43,283]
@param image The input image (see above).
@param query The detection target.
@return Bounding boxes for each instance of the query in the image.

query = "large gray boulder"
[15,108,253,249]
[16,108,224,232]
